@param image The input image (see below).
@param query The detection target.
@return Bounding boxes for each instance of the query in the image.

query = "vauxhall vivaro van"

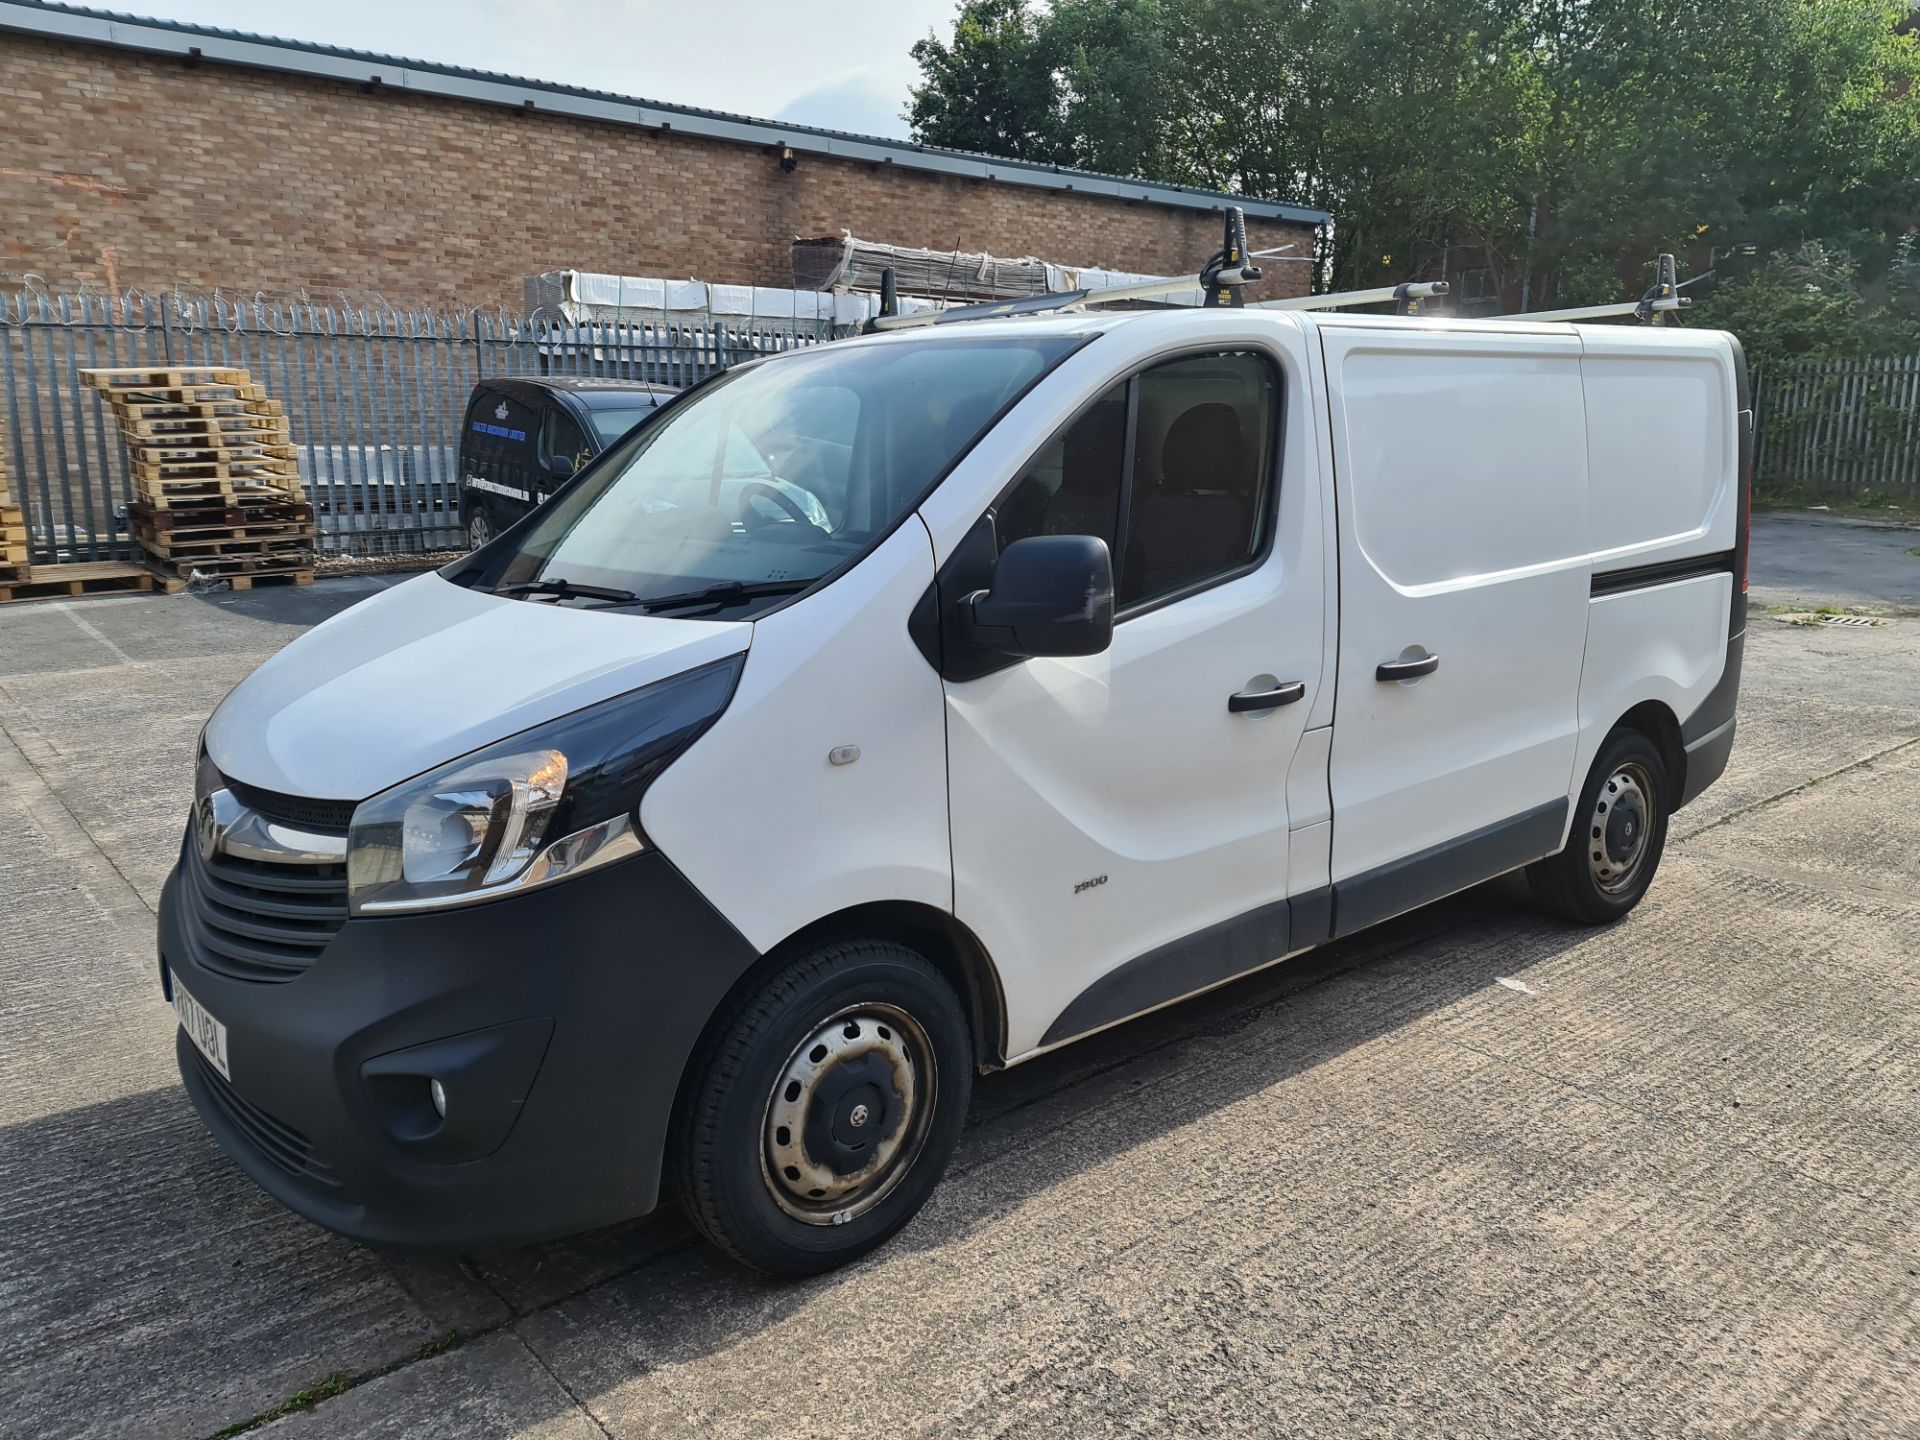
[164,307,1748,1274]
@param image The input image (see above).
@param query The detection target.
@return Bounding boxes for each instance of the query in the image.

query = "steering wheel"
[736,481,816,531]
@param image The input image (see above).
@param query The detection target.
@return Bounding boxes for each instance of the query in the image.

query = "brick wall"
[0,32,1317,308]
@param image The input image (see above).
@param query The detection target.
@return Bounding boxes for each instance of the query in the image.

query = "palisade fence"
[1753,354,1920,499]
[0,288,836,564]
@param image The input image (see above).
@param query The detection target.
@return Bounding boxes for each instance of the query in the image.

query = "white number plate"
[173,977,231,1081]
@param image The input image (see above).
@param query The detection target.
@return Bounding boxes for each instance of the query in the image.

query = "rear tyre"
[670,940,971,1277]
[1528,728,1670,925]
[465,506,494,550]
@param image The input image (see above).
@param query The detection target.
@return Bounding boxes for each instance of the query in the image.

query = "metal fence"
[0,288,836,563]
[1754,354,1920,499]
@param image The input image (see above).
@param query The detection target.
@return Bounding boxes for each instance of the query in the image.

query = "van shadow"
[0,879,1584,1439]
[470,877,1597,1386]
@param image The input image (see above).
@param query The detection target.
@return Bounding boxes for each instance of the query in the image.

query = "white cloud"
[128,0,953,137]
[775,66,915,138]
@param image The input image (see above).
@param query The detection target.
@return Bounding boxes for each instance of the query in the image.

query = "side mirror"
[546,454,576,480]
[963,534,1114,658]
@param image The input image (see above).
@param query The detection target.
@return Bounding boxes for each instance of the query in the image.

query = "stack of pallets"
[81,366,315,588]
[0,416,26,585]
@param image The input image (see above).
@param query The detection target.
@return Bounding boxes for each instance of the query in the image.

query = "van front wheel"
[1528,729,1671,925]
[670,940,971,1276]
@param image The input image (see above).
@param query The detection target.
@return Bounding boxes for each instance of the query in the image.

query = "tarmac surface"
[0,513,1915,1439]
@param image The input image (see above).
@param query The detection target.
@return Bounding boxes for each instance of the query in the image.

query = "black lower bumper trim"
[162,840,759,1250]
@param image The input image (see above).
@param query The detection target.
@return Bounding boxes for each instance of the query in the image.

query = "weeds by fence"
[1752,354,1920,501]
[0,288,835,564]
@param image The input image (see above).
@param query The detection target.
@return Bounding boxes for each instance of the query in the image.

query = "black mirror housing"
[547,454,576,480]
[963,534,1114,658]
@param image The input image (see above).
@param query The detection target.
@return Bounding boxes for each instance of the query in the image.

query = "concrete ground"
[0,513,1915,1440]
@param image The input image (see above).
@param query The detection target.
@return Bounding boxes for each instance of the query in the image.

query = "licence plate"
[174,977,231,1081]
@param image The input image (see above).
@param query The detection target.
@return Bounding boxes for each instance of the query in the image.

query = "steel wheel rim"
[760,1002,936,1226]
[1588,759,1656,895]
[467,512,492,548]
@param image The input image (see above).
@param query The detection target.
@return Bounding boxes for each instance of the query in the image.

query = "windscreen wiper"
[494,578,641,604]
[630,579,815,613]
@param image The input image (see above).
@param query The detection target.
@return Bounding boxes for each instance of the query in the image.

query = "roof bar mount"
[1494,253,1703,325]
[1199,207,1261,308]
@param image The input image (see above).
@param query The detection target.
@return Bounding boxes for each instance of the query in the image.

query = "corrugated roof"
[0,0,1331,225]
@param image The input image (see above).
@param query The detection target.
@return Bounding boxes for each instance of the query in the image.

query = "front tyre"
[670,940,972,1276]
[1528,728,1671,925]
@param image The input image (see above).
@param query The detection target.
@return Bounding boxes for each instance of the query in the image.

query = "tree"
[907,0,1920,344]
[906,0,1069,162]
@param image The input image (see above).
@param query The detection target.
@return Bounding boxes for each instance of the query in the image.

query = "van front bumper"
[159,834,759,1250]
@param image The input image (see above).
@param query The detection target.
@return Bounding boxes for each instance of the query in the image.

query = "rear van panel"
[1571,330,1741,803]
[462,384,541,506]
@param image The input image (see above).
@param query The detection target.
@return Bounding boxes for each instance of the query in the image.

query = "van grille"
[220,775,358,833]
[182,839,349,984]
[189,1048,340,1189]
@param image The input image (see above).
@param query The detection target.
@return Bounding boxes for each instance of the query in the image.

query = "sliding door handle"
[1376,652,1440,682]
[1228,680,1307,713]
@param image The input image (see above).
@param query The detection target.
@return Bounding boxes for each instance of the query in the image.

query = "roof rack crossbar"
[1253,281,1450,313]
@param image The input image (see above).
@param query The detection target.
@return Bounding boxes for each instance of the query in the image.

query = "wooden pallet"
[139,533,312,563]
[101,381,266,403]
[80,365,254,389]
[135,528,311,554]
[121,416,292,441]
[0,560,162,604]
[132,478,240,508]
[137,443,297,464]
[131,456,300,482]
[211,569,313,591]
[146,560,314,590]
[136,476,303,503]
[129,498,313,532]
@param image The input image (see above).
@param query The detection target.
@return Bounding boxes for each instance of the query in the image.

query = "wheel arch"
[1612,698,1685,801]
[672,902,1009,1122]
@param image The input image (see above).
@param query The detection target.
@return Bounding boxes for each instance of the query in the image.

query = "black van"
[458,378,674,548]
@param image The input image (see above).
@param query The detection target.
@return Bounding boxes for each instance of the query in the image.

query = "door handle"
[1228,681,1307,713]
[1376,652,1440,682]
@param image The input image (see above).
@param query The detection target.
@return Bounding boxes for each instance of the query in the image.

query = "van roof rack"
[866,206,1265,332]
[865,208,1451,332]
[1495,254,1704,325]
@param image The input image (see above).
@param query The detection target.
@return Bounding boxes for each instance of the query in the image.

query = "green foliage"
[906,0,1066,162]
[907,0,1920,349]
[1689,240,1920,361]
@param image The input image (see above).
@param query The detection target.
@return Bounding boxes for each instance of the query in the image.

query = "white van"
[163,308,1748,1274]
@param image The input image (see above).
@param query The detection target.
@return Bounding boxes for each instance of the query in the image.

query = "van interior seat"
[1124,401,1256,603]
[1039,400,1127,540]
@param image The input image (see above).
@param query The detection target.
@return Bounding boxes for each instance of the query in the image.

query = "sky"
[117,0,959,138]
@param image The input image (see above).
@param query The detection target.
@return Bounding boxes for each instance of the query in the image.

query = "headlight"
[195,734,221,805]
[347,655,743,914]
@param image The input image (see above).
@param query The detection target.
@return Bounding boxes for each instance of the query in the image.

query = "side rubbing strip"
[1041,898,1292,1046]
[1333,799,1569,939]
[1590,550,1735,598]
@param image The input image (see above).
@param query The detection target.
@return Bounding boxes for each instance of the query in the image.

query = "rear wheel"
[465,506,494,550]
[670,940,971,1276]
[1528,728,1670,924]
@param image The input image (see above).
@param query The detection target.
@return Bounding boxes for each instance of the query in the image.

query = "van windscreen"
[584,407,659,445]
[444,335,1080,615]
